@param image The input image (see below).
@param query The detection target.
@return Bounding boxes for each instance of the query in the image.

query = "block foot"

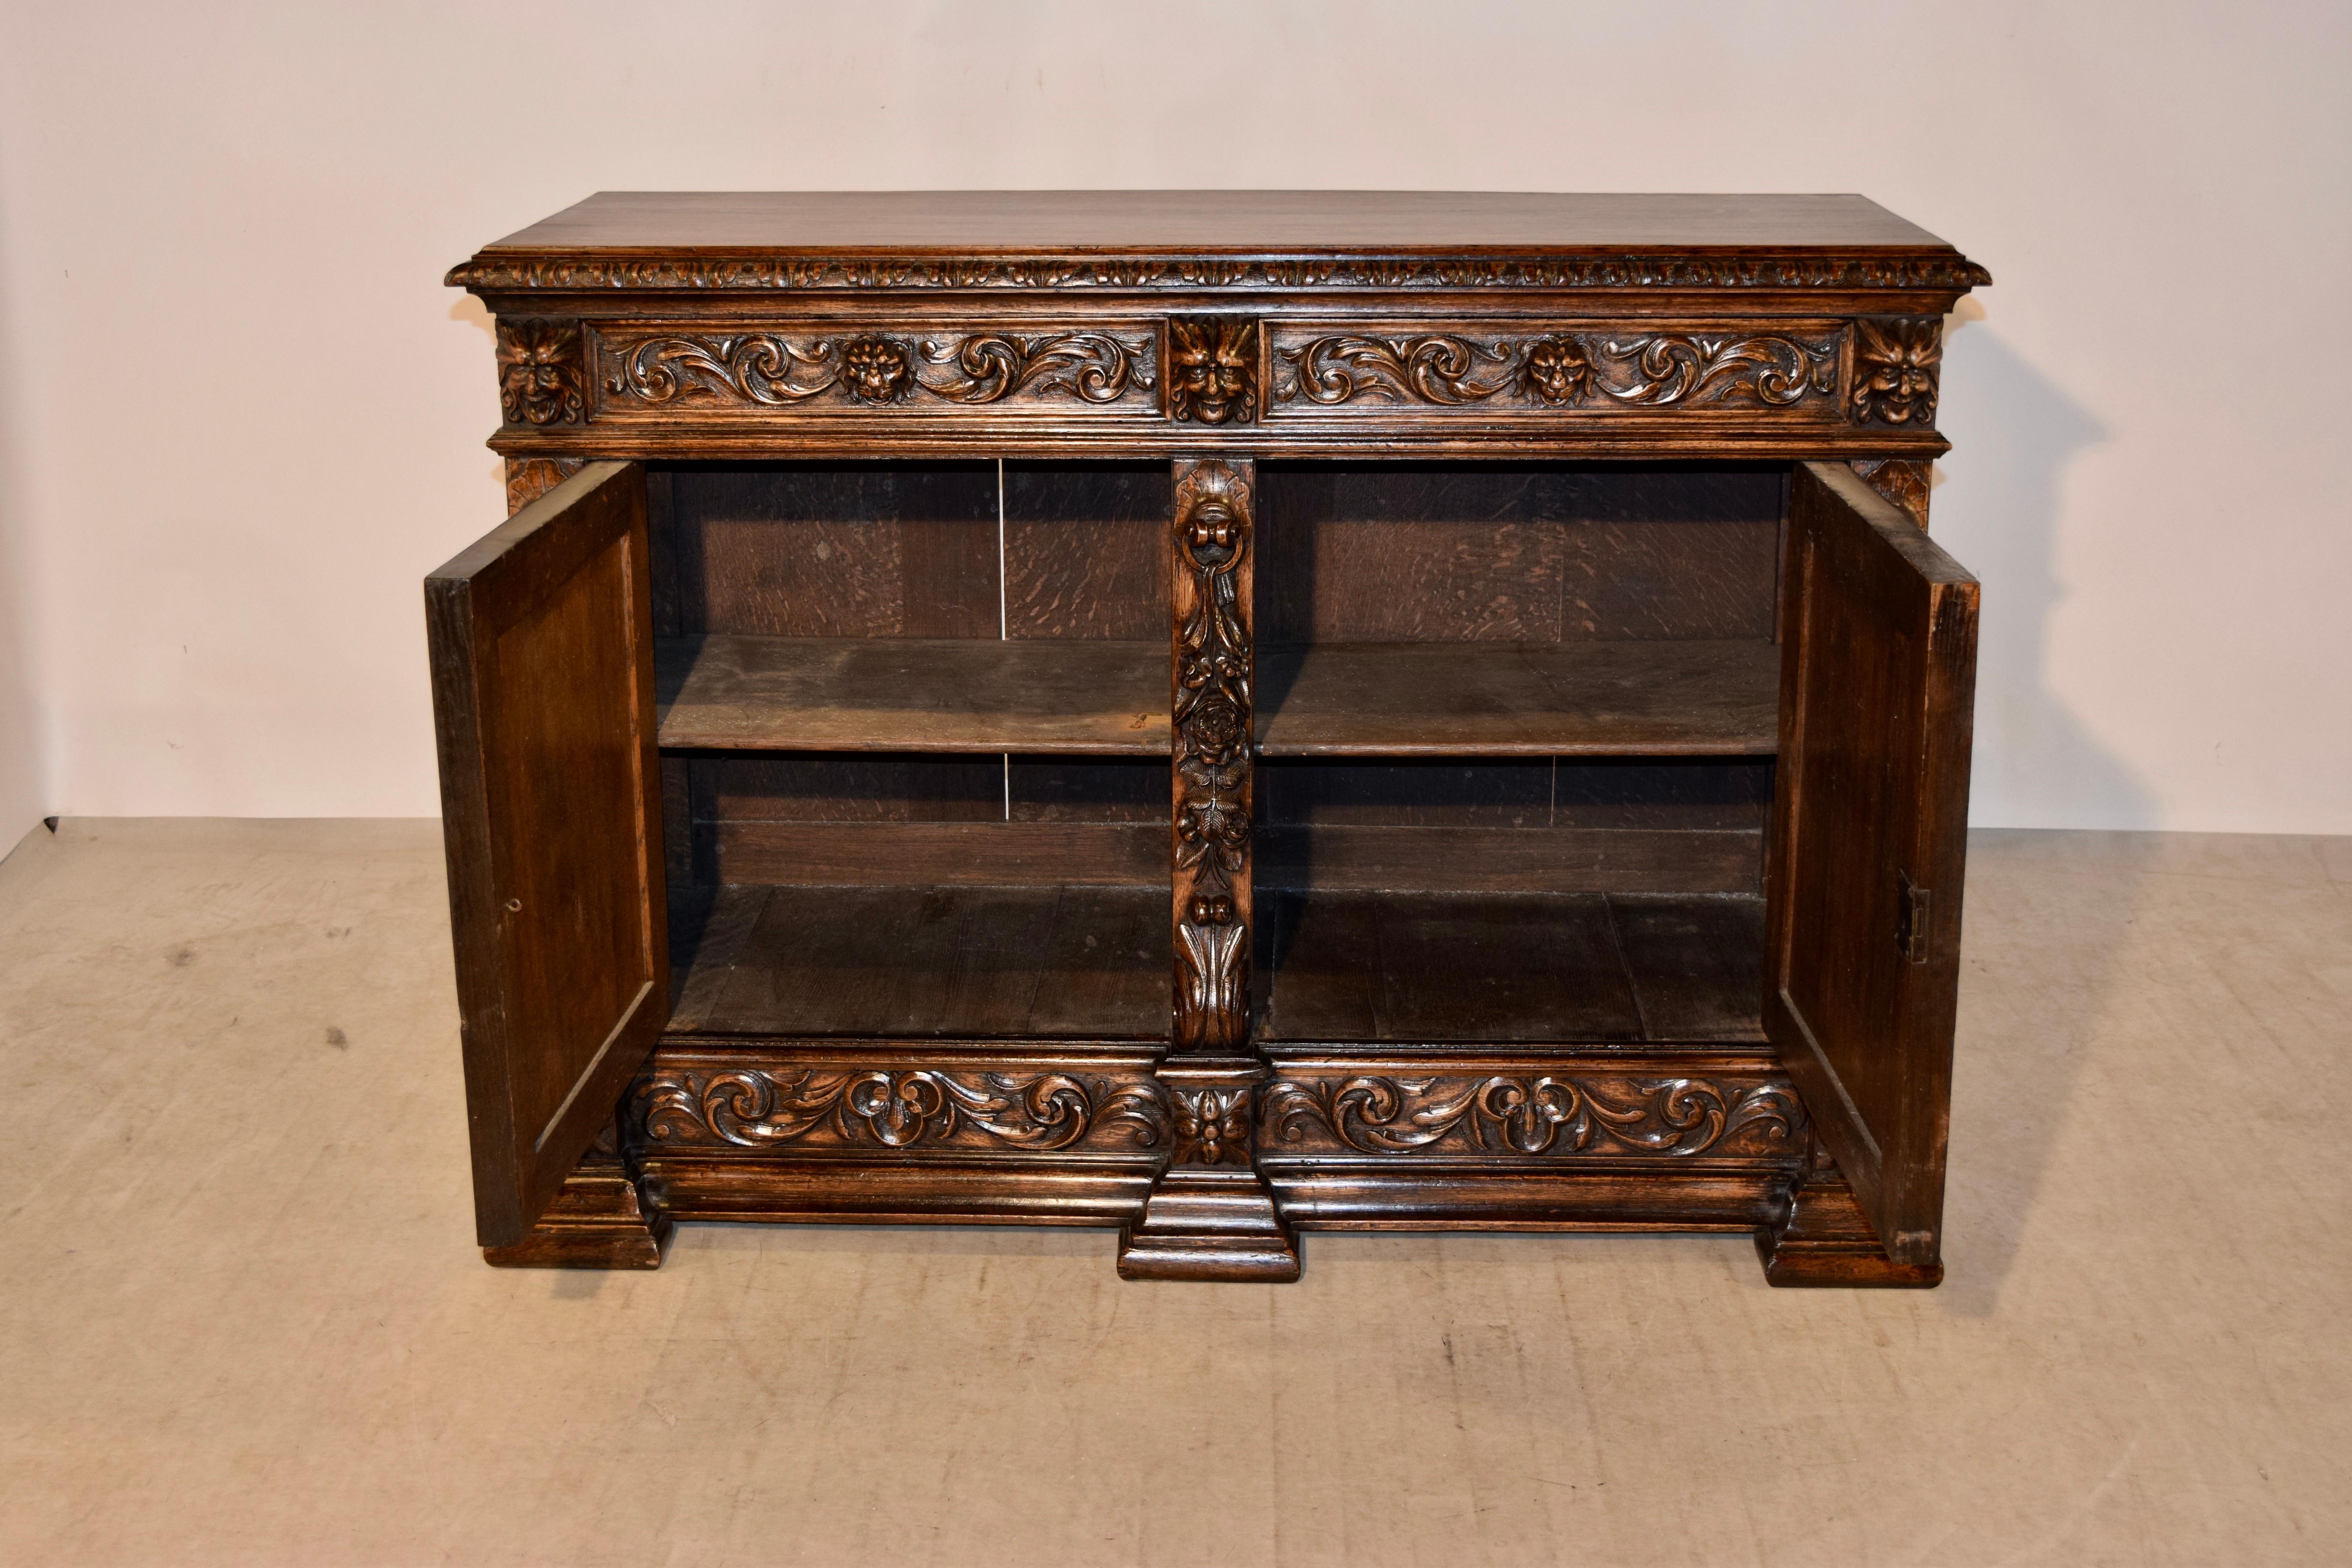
[1118,1164,1300,1281]
[483,1149,671,1269]
[1755,1146,1939,1288]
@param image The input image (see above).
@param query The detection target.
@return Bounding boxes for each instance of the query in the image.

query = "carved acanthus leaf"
[1274,331,1841,413]
[1170,461,1256,1053]
[1261,1075,1806,1159]
[636,1068,1171,1153]
[601,329,1155,410]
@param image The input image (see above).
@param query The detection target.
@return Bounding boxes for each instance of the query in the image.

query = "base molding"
[1754,1145,1941,1288]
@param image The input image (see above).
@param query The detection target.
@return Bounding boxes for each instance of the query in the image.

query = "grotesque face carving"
[1851,318,1942,426]
[1168,318,1259,424]
[496,319,586,425]
[839,335,914,403]
[1517,336,1593,405]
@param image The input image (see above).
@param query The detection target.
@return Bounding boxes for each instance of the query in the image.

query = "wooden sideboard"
[430,191,1985,1285]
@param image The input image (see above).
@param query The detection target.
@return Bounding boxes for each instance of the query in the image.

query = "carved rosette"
[1272,328,1842,414]
[598,328,1156,411]
[633,1067,1173,1154]
[1166,317,1260,424]
[1171,1087,1255,1166]
[495,318,587,425]
[1171,460,1255,1053]
[1261,1074,1806,1159]
[1850,317,1943,426]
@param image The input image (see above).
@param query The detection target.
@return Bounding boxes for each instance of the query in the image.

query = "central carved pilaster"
[1170,458,1256,1053]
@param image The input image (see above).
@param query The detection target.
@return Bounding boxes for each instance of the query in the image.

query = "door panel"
[1766,462,1977,1268]
[427,461,669,1247]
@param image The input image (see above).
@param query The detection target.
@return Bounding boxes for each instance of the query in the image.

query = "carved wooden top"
[448,191,1989,294]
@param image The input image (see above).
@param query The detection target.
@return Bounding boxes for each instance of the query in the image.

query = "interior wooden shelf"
[1259,890,1767,1045]
[665,882,1763,1046]
[655,635,1779,758]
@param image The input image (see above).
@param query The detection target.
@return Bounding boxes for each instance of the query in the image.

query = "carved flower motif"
[1173,1088,1253,1166]
[1168,318,1259,424]
[1851,318,1942,426]
[1517,336,1594,405]
[839,334,913,403]
[1185,693,1246,763]
[496,319,586,425]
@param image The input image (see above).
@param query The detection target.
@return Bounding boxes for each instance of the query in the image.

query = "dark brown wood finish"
[1765,462,1978,1276]
[427,461,670,1247]
[437,192,1988,1285]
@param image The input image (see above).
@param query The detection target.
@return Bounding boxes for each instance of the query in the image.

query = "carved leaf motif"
[602,329,1155,409]
[638,1068,1151,1152]
[1261,1075,1807,1158]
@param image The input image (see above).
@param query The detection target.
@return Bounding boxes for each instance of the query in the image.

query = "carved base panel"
[595,1037,1933,1283]
[1754,1145,1943,1288]
[481,1154,671,1269]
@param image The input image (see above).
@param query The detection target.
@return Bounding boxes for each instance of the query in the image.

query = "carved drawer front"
[1265,319,1883,425]
[584,321,1161,423]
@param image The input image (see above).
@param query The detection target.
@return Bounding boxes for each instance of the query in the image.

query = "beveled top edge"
[480,191,1964,252]
[447,191,1988,293]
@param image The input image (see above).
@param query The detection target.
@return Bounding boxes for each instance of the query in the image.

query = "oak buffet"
[430,192,1986,1285]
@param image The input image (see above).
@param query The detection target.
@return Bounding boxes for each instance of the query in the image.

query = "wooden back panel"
[1766,462,1978,1268]
[1258,462,1782,643]
[427,462,669,1246]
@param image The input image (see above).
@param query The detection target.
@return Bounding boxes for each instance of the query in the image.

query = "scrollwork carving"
[636,1067,1172,1153]
[1261,1074,1806,1159]
[1273,330,1841,413]
[1171,461,1255,1052]
[600,328,1155,410]
[1850,316,1942,426]
[495,318,586,425]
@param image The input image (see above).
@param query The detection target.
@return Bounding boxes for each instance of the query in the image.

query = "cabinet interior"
[655,458,1784,1047]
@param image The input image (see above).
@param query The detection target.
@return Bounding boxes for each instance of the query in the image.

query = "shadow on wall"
[1934,305,2152,1316]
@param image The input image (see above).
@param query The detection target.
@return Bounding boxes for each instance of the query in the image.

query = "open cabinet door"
[1767,462,1978,1269]
[426,461,669,1248]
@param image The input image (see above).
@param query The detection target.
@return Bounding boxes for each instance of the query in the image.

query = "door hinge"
[1896,873,1932,964]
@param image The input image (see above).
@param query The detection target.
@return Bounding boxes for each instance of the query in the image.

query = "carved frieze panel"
[591,325,1158,416]
[1850,316,1943,426]
[1171,459,1256,1053]
[1269,324,1847,419]
[634,1064,1172,1155]
[1261,1073,1806,1160]
[495,318,588,426]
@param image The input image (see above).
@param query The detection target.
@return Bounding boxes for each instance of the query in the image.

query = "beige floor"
[0,820,2345,1566]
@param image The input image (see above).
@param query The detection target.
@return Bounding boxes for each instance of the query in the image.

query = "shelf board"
[657,635,1165,755]
[1256,641,1777,757]
[1261,890,1766,1045]
[656,635,1778,758]
[667,882,1169,1040]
